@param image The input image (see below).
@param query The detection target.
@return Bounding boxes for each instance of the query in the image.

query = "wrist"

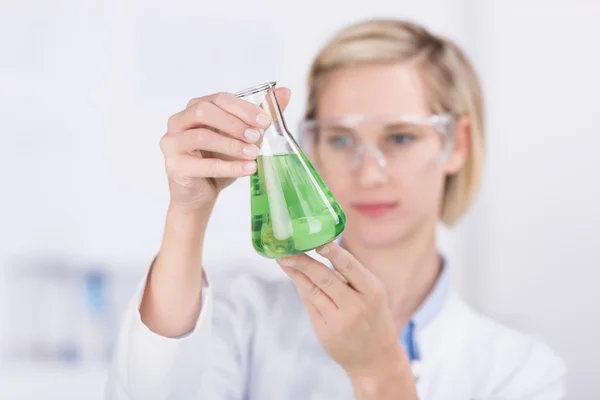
[168,198,216,219]
[350,370,416,400]
[158,201,215,265]
[166,201,215,237]
[348,348,416,400]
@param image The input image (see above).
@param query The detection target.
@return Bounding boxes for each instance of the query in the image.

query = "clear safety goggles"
[297,113,455,173]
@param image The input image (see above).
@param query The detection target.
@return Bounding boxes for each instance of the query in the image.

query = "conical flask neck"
[235,81,291,156]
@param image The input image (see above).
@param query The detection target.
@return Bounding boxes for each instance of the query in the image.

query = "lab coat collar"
[412,255,450,331]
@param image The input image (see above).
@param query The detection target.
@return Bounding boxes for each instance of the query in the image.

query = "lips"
[352,202,398,217]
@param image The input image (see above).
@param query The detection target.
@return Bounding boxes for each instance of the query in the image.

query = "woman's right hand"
[159,88,292,211]
[140,87,291,338]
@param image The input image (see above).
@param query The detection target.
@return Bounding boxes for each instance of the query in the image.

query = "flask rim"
[234,81,277,98]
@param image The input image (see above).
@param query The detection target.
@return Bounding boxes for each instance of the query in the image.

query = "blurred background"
[1,0,599,398]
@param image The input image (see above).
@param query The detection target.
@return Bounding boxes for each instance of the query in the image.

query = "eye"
[327,135,354,149]
[388,134,414,145]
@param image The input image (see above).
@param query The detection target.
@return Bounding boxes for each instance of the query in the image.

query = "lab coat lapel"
[415,293,466,399]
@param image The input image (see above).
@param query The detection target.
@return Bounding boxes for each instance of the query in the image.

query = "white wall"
[0,0,598,398]
[462,1,600,398]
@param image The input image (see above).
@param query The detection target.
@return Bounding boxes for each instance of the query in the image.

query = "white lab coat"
[106,271,567,399]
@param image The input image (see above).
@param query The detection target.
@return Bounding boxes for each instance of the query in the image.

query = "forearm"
[140,202,214,337]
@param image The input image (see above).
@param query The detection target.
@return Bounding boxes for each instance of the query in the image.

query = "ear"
[444,115,471,175]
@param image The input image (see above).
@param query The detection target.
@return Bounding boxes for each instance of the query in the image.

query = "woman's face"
[312,63,468,247]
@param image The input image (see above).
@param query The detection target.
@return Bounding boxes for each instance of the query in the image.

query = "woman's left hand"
[277,242,417,398]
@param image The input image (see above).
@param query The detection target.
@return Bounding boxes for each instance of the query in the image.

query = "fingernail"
[256,113,271,128]
[244,128,261,142]
[278,258,296,267]
[242,161,256,172]
[317,245,329,255]
[242,145,258,157]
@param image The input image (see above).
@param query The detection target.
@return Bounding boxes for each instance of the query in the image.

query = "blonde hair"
[305,19,485,225]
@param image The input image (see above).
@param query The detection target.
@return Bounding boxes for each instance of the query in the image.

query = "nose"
[355,146,388,188]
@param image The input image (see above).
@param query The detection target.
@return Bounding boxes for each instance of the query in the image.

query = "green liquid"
[250,153,346,258]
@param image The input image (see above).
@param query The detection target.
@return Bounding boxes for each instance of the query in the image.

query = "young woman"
[107,19,566,400]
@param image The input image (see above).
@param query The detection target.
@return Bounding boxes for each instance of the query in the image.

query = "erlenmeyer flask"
[235,81,346,258]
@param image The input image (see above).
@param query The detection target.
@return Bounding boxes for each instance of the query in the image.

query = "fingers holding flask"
[160,86,291,210]
[278,253,355,316]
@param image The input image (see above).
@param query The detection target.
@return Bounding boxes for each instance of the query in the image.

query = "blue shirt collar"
[401,255,450,361]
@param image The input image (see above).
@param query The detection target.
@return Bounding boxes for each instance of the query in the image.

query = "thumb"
[274,87,292,112]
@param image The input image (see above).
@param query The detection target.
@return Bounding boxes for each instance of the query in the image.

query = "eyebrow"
[383,122,416,132]
[320,125,354,135]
